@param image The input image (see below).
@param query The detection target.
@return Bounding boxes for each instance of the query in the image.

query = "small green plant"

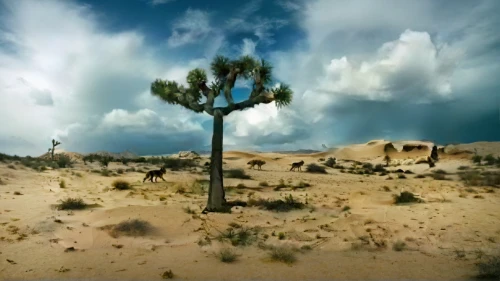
[483,154,496,166]
[59,179,66,188]
[112,180,132,190]
[278,232,285,240]
[217,227,258,247]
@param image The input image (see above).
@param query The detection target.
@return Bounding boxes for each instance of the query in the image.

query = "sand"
[0,140,499,280]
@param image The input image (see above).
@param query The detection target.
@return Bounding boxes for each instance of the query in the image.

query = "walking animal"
[247,159,266,170]
[143,167,167,183]
[289,160,305,171]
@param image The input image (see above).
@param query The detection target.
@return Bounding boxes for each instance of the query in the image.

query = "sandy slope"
[1,140,499,280]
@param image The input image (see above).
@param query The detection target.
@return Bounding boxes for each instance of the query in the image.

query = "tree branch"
[217,91,274,116]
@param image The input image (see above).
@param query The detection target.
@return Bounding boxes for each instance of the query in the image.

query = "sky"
[0,0,499,156]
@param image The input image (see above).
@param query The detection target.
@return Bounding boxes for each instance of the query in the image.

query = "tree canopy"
[150,55,293,116]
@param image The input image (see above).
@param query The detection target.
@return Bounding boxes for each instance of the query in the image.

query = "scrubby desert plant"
[472,155,482,165]
[268,245,297,264]
[306,163,327,174]
[216,248,238,263]
[224,169,251,179]
[393,191,423,204]
[476,255,500,279]
[103,219,153,238]
[324,157,336,168]
[59,179,66,188]
[56,198,87,210]
[247,194,305,212]
[112,180,132,190]
[483,154,496,166]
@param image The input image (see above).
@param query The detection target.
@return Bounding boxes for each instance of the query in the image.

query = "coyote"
[143,167,167,183]
[290,160,305,171]
[247,159,266,170]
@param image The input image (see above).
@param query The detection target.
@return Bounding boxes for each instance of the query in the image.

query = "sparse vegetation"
[459,170,500,187]
[483,154,496,166]
[306,163,327,174]
[217,227,258,247]
[472,155,482,165]
[59,179,66,188]
[268,245,297,264]
[216,248,238,263]
[259,181,269,187]
[56,198,88,210]
[103,219,153,238]
[248,194,305,212]
[324,157,336,168]
[392,240,406,251]
[476,255,500,279]
[294,181,311,189]
[224,169,251,179]
[112,180,132,190]
[162,157,197,171]
[393,191,423,204]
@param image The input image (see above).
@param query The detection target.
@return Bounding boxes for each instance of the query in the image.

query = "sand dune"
[1,140,499,280]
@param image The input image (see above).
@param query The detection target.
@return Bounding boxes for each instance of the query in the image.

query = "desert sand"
[1,140,499,280]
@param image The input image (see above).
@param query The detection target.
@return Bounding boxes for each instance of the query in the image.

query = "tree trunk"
[203,112,226,212]
[51,148,55,161]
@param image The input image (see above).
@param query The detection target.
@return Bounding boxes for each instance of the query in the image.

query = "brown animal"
[247,159,266,170]
[290,160,305,171]
[143,167,167,183]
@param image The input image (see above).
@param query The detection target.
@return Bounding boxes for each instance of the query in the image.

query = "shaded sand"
[1,140,499,280]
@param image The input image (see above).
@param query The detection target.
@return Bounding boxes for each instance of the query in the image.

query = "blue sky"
[0,0,499,156]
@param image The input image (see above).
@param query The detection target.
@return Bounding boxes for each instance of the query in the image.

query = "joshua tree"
[150,55,293,213]
[48,139,61,161]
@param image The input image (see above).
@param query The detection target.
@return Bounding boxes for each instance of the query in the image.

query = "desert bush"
[7,164,16,169]
[306,163,327,174]
[393,191,423,204]
[162,158,197,170]
[274,179,288,191]
[112,180,132,190]
[125,167,136,172]
[100,169,111,177]
[268,245,297,264]
[392,240,406,251]
[458,166,470,170]
[116,168,124,174]
[56,154,73,168]
[433,169,447,174]
[217,227,258,247]
[59,179,66,188]
[382,186,391,192]
[324,157,336,168]
[98,156,113,167]
[472,155,482,165]
[362,163,373,170]
[224,169,251,179]
[430,173,448,181]
[259,181,269,187]
[248,194,305,212]
[216,248,238,263]
[373,164,386,172]
[415,174,426,179]
[56,198,88,210]
[484,154,496,166]
[459,171,500,187]
[476,255,500,279]
[398,174,407,179]
[104,219,153,238]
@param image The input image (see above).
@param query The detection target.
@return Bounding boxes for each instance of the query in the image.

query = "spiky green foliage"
[271,83,293,109]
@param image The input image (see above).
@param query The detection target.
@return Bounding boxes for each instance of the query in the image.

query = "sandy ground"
[1,141,499,280]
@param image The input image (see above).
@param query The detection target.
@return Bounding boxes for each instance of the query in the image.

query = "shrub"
[433,169,447,174]
[112,180,132,190]
[162,158,197,170]
[362,163,373,170]
[103,219,153,238]
[217,227,258,247]
[476,255,500,279]
[216,248,238,263]
[259,181,269,187]
[248,195,305,212]
[56,198,88,210]
[99,156,113,167]
[56,154,73,168]
[484,154,496,166]
[306,163,327,174]
[373,164,386,172]
[430,173,448,181]
[294,181,311,189]
[392,240,406,251]
[224,169,251,179]
[393,191,423,204]
[472,155,482,165]
[268,245,297,264]
[59,180,66,188]
[100,169,111,177]
[324,157,336,168]
[116,168,124,174]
